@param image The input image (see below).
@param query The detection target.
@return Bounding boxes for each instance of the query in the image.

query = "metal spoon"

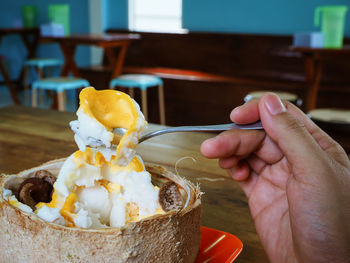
[114,121,264,143]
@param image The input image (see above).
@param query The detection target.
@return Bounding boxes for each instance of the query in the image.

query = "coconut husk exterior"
[0,159,201,263]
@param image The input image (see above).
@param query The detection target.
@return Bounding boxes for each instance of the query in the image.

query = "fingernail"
[265,94,286,115]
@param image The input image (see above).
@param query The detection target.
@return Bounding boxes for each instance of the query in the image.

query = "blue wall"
[0,0,90,81]
[104,0,128,30]
[104,0,350,37]
[182,0,350,36]
[2,0,350,81]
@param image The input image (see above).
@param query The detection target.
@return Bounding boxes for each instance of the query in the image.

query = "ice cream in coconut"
[35,148,162,228]
[16,87,164,228]
[0,87,201,263]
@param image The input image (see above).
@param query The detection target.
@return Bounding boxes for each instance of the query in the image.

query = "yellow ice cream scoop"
[71,87,147,166]
[79,87,139,130]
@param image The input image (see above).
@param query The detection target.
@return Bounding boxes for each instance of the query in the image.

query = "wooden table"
[0,106,268,263]
[290,45,350,111]
[41,34,140,79]
[0,28,40,104]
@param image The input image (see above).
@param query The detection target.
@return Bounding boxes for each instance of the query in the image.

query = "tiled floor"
[0,86,77,112]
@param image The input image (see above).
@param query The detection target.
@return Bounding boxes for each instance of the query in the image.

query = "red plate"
[196,226,243,263]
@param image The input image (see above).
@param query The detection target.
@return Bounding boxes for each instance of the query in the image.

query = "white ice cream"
[36,149,161,228]
[70,110,115,161]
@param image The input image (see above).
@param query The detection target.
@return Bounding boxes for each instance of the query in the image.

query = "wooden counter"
[0,106,268,263]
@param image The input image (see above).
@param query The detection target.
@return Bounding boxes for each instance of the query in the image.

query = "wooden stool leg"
[129,88,135,98]
[57,91,65,112]
[37,67,45,106]
[63,90,67,109]
[141,89,148,121]
[158,85,166,125]
[24,66,29,104]
[32,88,37,108]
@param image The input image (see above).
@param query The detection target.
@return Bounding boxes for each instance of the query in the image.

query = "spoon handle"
[139,121,263,143]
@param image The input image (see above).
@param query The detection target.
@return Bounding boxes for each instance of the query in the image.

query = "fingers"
[258,93,330,179]
[231,99,260,124]
[201,127,284,168]
[231,93,347,164]
[217,156,258,197]
[227,161,259,198]
[228,161,251,182]
[218,156,239,169]
[200,129,265,159]
[246,154,268,175]
[202,92,349,189]
[285,103,348,166]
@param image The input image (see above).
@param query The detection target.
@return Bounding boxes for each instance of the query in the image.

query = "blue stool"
[110,74,165,124]
[32,77,90,111]
[24,58,62,104]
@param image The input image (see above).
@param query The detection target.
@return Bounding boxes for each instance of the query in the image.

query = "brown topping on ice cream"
[18,170,55,209]
[35,170,56,185]
[159,182,183,211]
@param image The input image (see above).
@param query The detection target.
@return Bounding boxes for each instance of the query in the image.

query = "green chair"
[32,77,90,111]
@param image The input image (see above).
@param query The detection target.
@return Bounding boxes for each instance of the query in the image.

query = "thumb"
[259,93,327,176]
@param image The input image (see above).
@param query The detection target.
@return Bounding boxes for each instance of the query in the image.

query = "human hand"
[201,93,350,263]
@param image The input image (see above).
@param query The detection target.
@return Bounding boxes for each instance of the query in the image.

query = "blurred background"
[0,0,349,129]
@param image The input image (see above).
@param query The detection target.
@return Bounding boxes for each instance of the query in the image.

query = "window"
[128,0,186,33]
